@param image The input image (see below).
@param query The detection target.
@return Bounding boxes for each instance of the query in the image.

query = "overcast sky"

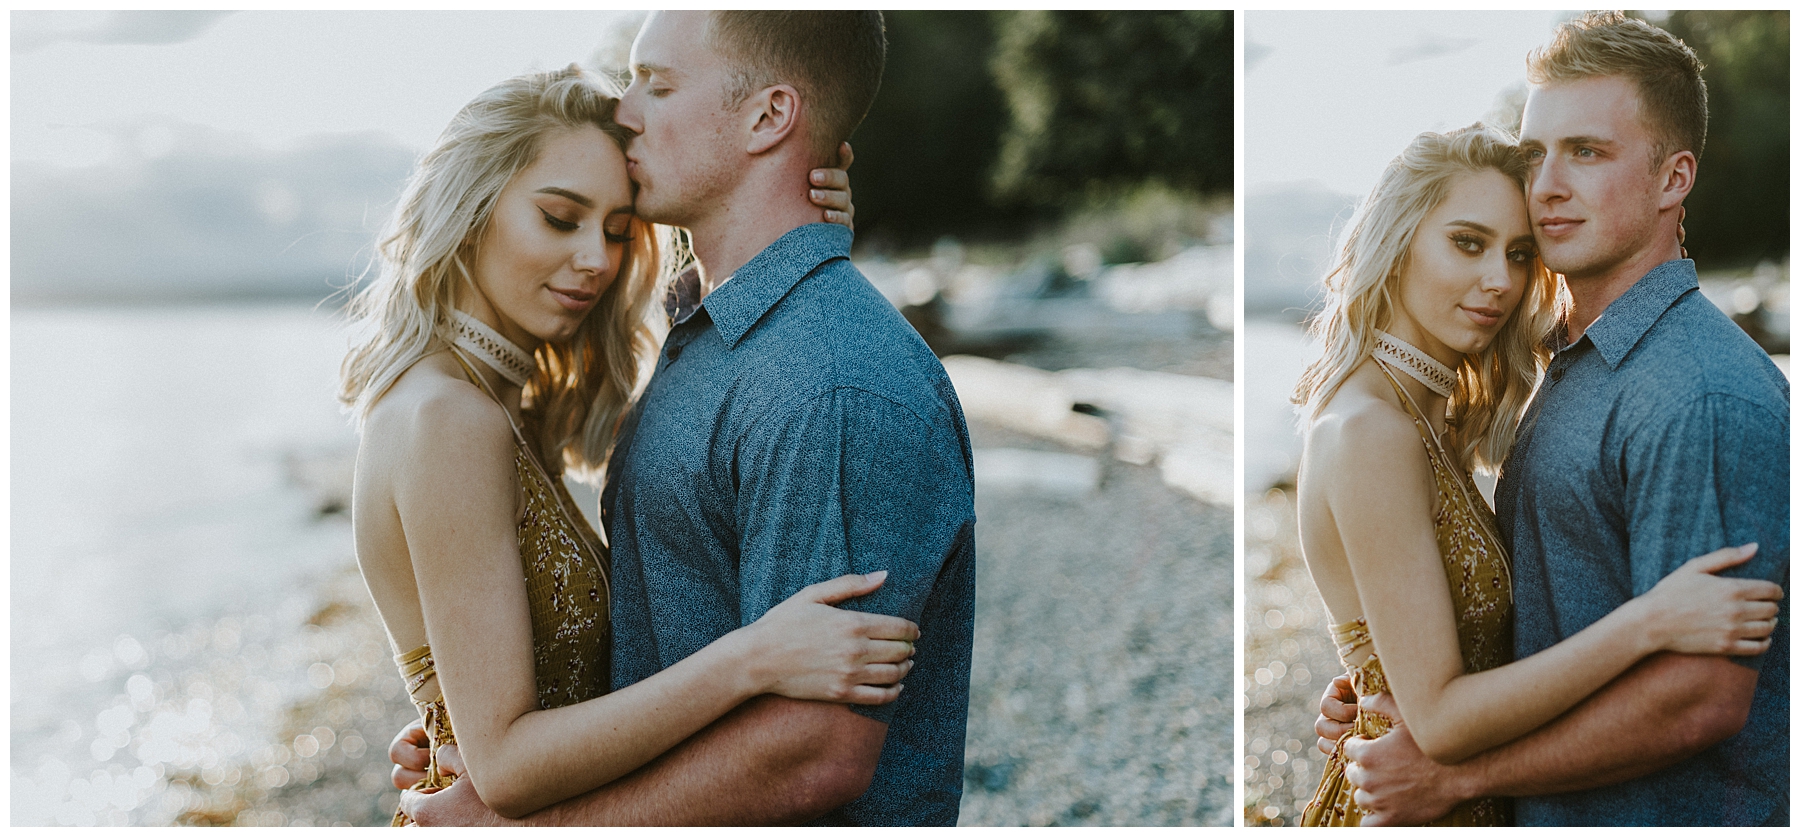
[12,11,648,295]
[1246,10,1568,197]
[14,10,641,169]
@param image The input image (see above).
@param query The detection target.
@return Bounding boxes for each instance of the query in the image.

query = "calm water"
[12,303,362,825]
[1242,319,1314,494]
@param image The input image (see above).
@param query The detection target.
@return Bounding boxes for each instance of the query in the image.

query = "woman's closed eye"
[540,207,578,232]
[603,215,636,244]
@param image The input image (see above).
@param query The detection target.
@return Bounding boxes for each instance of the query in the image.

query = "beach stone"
[959,419,1233,826]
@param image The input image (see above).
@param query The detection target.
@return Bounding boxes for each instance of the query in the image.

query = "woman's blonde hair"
[1293,123,1559,474]
[340,65,677,483]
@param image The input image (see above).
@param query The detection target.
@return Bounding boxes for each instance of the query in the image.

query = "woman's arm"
[1323,408,1778,765]
[396,387,916,818]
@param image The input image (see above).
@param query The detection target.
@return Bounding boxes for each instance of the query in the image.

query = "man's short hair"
[706,11,886,162]
[1527,11,1708,169]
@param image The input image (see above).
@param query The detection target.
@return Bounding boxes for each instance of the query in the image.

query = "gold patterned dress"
[390,350,612,826]
[1301,364,1514,827]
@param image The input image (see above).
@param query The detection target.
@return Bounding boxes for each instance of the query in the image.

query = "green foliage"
[1660,10,1789,267]
[849,11,1040,250]
[848,11,1232,250]
[989,11,1233,207]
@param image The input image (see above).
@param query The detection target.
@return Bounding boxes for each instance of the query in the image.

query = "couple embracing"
[1294,12,1787,827]
[340,11,973,826]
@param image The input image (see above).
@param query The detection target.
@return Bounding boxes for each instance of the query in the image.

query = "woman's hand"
[740,570,919,705]
[1640,544,1782,655]
[389,718,430,790]
[807,141,856,230]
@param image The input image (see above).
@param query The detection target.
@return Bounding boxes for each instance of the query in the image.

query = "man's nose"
[615,83,644,134]
[1530,155,1568,209]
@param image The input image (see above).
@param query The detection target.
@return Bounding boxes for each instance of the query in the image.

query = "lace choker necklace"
[448,310,535,387]
[1374,330,1457,398]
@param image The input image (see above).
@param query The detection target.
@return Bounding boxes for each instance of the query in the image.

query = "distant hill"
[12,128,416,304]
[1244,181,1356,322]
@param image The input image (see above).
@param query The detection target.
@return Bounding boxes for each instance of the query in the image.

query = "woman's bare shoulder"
[367,355,511,443]
[1305,372,1419,464]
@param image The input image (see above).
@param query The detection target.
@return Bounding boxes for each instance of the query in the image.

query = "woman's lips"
[549,287,597,313]
[1462,305,1504,328]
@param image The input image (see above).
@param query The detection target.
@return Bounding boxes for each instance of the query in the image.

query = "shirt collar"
[701,223,852,349]
[1580,258,1699,368]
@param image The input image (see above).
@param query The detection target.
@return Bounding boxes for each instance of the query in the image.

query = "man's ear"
[1656,149,1697,211]
[745,84,802,155]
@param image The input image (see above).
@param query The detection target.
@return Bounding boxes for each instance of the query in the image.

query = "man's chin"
[630,192,678,227]
[1538,242,1594,278]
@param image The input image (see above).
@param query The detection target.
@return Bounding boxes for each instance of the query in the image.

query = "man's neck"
[685,165,823,297]
[1561,235,1683,344]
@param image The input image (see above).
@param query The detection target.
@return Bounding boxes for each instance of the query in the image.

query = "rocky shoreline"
[959,419,1233,825]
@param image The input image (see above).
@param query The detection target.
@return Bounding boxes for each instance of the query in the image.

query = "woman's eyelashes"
[1452,233,1535,265]
[541,205,635,244]
[539,207,578,232]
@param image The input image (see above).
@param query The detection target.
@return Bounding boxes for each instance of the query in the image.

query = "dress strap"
[1329,617,1373,658]
[444,346,607,585]
[1375,359,1514,597]
[395,643,437,697]
[446,347,532,448]
[1375,360,1449,454]
[1328,617,1390,695]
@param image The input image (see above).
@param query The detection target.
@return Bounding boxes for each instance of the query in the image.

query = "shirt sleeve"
[733,385,975,723]
[1624,392,1789,670]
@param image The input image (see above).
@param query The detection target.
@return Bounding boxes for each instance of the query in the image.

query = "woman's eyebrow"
[535,187,593,208]
[1445,220,1496,236]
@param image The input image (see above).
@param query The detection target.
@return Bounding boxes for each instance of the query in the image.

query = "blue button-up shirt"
[1497,259,1789,826]
[602,223,977,826]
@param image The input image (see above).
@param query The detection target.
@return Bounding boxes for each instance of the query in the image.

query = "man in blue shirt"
[1326,13,1788,826]
[399,11,976,826]
[601,221,975,825]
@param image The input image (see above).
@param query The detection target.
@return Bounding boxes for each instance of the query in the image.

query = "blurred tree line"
[1660,10,1788,268]
[849,10,1232,251]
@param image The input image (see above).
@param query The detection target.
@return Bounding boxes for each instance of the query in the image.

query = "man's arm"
[402,696,885,826]
[1462,653,1756,795]
[1343,650,1755,824]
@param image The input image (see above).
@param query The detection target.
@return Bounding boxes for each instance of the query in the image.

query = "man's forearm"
[514,695,887,825]
[1451,652,1756,799]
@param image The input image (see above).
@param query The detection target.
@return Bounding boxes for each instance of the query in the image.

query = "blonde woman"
[341,66,914,822]
[1290,124,1780,826]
